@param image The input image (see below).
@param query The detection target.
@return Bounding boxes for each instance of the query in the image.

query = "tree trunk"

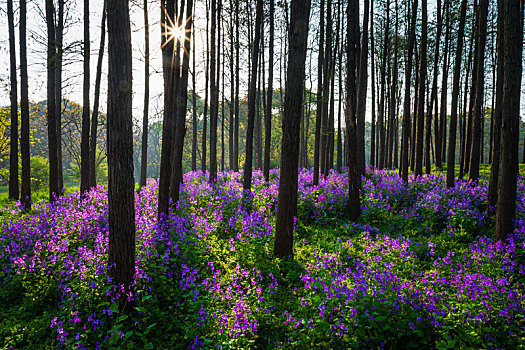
[140,0,150,187]
[90,2,106,188]
[370,1,376,168]
[264,0,275,181]
[495,0,523,241]
[20,0,31,210]
[446,0,467,188]
[7,0,18,201]
[56,0,64,192]
[228,2,234,172]
[209,0,219,184]
[378,0,390,169]
[242,0,263,192]
[430,0,442,169]
[107,0,136,307]
[389,0,398,170]
[158,0,176,219]
[46,0,59,200]
[274,0,311,259]
[414,0,427,178]
[469,0,489,183]
[440,2,450,163]
[347,0,361,220]
[357,0,370,175]
[232,0,240,172]
[459,25,474,179]
[170,0,194,204]
[401,0,417,182]
[313,0,325,185]
[80,0,91,194]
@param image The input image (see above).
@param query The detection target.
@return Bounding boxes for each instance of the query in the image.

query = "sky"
[0,0,524,131]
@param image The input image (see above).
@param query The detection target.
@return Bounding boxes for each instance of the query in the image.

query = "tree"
[347,0,360,220]
[242,0,263,192]
[158,0,176,219]
[263,0,275,182]
[81,0,91,194]
[46,0,60,200]
[486,0,504,209]
[446,0,467,188]
[209,0,219,184]
[378,0,390,169]
[20,0,31,210]
[90,2,106,187]
[414,0,427,178]
[107,0,136,306]
[468,0,489,183]
[140,0,150,188]
[494,0,523,240]
[274,0,311,259]
[7,0,18,201]
[313,0,325,185]
[357,0,370,176]
[169,0,194,204]
[56,0,64,192]
[401,0,418,182]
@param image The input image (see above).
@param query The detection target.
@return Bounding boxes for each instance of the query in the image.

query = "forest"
[0,0,524,348]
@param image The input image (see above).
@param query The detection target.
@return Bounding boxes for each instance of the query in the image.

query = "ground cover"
[0,168,524,349]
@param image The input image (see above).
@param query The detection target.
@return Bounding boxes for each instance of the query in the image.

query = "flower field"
[1,168,524,349]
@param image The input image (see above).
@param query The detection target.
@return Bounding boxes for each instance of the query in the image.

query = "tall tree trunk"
[228,3,234,172]
[90,2,106,188]
[347,0,361,220]
[264,0,275,181]
[80,0,91,195]
[440,2,450,163]
[357,0,370,175]
[202,0,210,172]
[46,0,59,200]
[107,0,136,307]
[140,0,150,187]
[56,0,64,192]
[378,0,390,169]
[192,1,198,172]
[7,0,18,201]
[487,0,504,212]
[313,0,325,185]
[321,0,332,176]
[459,25,474,179]
[209,0,219,184]
[446,0,467,188]
[495,0,523,240]
[401,0,417,182]
[158,0,176,219]
[389,0,398,170]
[170,0,194,204]
[233,0,240,172]
[469,0,489,183]
[242,0,263,192]
[370,1,376,168]
[274,0,311,259]
[20,0,31,210]
[415,0,427,178]
[430,0,442,169]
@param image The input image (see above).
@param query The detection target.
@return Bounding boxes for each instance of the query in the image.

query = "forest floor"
[0,167,524,349]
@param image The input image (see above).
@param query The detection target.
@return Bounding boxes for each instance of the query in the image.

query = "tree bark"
[357,0,370,175]
[378,0,390,169]
[107,0,136,307]
[7,0,18,201]
[446,0,467,188]
[313,0,325,185]
[140,0,150,187]
[242,0,263,192]
[274,0,311,259]
[80,0,91,194]
[20,0,31,210]
[209,0,219,184]
[90,2,106,188]
[487,0,504,212]
[46,0,59,200]
[469,0,489,183]
[495,0,523,241]
[401,0,417,182]
[264,0,275,181]
[347,0,361,220]
[56,0,64,192]
[414,0,427,178]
